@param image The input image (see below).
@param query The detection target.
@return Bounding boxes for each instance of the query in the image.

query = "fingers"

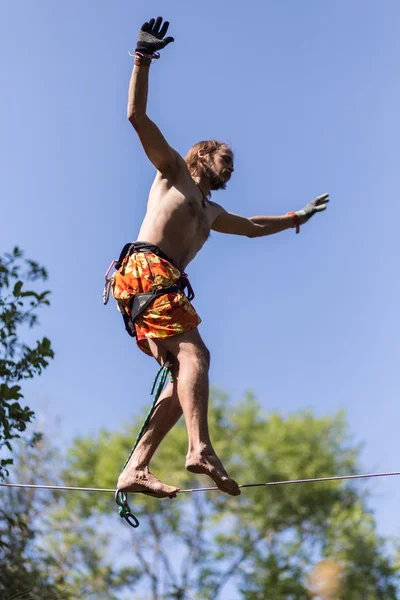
[154,16,163,32]
[159,20,170,38]
[314,193,329,204]
[143,16,171,40]
[313,192,328,215]
[163,36,175,46]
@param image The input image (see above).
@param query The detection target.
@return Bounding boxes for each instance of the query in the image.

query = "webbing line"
[2,470,400,494]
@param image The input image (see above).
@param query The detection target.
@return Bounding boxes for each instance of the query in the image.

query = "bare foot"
[185,450,241,496]
[117,467,179,498]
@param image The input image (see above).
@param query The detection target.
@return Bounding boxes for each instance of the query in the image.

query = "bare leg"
[117,346,182,498]
[160,329,240,496]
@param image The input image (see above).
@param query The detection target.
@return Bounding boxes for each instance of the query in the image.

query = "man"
[112,17,329,499]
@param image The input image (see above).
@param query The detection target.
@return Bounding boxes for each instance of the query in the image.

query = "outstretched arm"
[128,17,178,174]
[211,194,329,237]
[211,210,296,237]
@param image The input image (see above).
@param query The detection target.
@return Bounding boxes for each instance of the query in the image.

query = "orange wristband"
[286,212,300,234]
[134,56,151,67]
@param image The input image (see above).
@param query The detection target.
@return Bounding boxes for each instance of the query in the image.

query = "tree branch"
[148,512,179,590]
[181,492,206,588]
[132,540,158,599]
[212,531,266,599]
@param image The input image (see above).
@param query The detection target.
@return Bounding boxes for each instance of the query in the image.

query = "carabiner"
[115,489,140,529]
[103,259,117,305]
[115,489,127,507]
[123,512,140,528]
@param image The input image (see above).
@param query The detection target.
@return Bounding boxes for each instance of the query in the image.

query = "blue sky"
[1,0,399,544]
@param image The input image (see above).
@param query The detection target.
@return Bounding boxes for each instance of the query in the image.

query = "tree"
[0,437,70,599]
[60,390,400,599]
[0,434,140,600]
[0,247,54,479]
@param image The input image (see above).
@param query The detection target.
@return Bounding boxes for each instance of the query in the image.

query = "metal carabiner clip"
[115,489,140,528]
[103,259,117,305]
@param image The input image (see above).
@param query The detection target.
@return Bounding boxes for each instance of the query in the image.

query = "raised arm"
[211,194,329,237]
[128,17,178,174]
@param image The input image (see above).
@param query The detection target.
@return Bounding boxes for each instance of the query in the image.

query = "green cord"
[117,362,173,525]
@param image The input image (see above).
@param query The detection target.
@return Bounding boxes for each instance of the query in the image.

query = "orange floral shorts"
[111,251,201,356]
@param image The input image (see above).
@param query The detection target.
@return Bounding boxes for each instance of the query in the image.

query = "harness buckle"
[103,259,117,305]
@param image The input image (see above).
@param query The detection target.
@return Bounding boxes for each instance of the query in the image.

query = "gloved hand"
[296,193,329,225]
[136,17,174,56]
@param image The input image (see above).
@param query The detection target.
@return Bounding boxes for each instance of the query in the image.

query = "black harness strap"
[115,241,174,271]
[115,242,195,339]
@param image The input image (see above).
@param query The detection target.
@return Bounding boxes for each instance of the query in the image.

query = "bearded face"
[200,158,228,190]
[198,147,234,191]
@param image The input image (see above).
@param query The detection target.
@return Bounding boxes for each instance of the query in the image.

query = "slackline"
[2,470,400,494]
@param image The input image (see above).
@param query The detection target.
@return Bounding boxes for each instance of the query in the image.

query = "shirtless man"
[113,17,329,499]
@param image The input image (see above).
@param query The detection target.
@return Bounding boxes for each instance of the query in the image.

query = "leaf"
[13,280,23,296]
[0,383,22,401]
[20,290,37,298]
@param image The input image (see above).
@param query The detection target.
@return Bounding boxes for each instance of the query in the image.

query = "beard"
[201,160,227,191]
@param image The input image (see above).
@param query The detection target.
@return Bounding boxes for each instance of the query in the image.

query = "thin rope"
[2,470,400,494]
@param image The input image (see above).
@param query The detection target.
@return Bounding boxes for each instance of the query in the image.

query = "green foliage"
[0,437,70,599]
[61,390,400,599]
[1,389,398,598]
[0,435,141,599]
[0,247,54,479]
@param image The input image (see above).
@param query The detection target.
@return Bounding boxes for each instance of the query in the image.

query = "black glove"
[136,17,174,55]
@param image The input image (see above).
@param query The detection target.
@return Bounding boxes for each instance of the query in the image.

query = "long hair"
[185,140,230,177]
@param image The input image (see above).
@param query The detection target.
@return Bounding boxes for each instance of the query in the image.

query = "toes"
[185,458,241,496]
[162,488,179,498]
[155,484,180,499]
[117,475,179,498]
[218,477,241,496]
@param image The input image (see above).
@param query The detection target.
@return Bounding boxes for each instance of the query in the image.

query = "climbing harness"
[103,241,194,339]
[115,360,173,528]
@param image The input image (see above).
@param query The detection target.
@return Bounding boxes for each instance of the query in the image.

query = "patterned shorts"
[111,251,201,356]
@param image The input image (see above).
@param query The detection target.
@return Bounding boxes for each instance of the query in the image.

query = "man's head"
[185,140,234,191]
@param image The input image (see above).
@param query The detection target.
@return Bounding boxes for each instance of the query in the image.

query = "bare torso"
[137,157,223,272]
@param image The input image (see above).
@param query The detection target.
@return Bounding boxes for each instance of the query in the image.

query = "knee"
[179,344,210,372]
